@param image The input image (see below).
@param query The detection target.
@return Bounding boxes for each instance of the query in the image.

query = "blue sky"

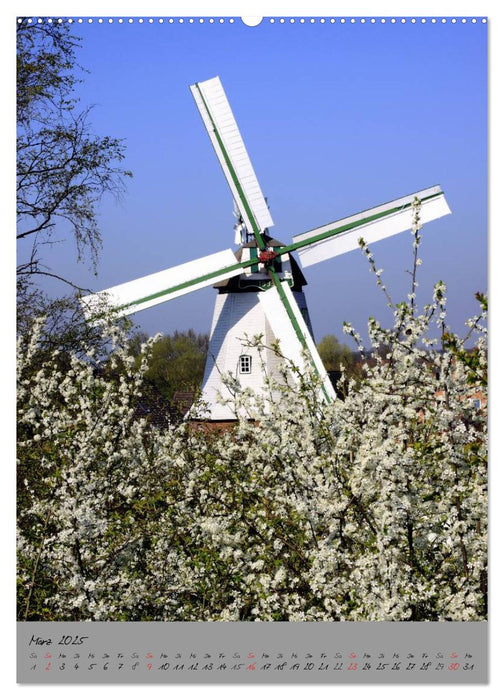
[23,16,487,346]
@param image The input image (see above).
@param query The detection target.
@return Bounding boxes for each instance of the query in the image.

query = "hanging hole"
[241,17,263,27]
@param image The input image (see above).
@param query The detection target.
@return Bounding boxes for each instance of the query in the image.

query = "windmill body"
[200,238,314,420]
[82,76,451,420]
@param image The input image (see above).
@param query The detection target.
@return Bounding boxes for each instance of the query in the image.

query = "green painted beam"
[194,83,267,251]
[115,258,259,313]
[280,190,443,256]
[267,268,332,404]
[117,190,438,332]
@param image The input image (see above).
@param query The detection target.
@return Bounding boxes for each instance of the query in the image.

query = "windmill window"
[239,355,252,374]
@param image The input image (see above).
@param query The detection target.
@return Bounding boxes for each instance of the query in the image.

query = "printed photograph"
[17,15,487,625]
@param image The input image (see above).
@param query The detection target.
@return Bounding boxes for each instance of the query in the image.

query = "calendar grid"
[18,622,487,684]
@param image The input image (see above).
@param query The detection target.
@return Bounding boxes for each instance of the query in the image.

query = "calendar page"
[18,621,486,683]
[16,10,488,686]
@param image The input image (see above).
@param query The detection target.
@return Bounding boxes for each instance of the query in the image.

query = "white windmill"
[82,76,451,421]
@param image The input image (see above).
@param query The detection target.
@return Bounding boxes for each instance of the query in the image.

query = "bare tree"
[16,19,132,288]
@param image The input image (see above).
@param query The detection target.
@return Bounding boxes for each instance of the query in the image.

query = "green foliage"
[317,334,362,394]
[131,330,209,401]
[317,334,354,371]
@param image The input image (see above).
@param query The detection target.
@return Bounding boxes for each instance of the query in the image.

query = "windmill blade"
[81,249,242,320]
[190,76,273,241]
[291,185,450,267]
[259,281,336,403]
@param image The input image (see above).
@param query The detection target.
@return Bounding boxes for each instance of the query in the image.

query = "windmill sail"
[190,76,273,240]
[81,249,241,319]
[291,185,450,267]
[81,76,452,420]
[259,282,336,403]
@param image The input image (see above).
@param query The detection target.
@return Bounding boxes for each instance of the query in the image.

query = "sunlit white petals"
[17,278,487,622]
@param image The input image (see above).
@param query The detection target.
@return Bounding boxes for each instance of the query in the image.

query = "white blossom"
[17,239,487,623]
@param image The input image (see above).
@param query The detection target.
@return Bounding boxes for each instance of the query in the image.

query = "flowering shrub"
[17,227,487,622]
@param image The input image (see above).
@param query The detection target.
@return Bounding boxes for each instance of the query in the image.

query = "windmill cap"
[214,236,307,291]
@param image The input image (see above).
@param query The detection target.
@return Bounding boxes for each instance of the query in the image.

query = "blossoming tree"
[17,216,487,621]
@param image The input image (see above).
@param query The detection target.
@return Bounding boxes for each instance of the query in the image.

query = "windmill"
[82,76,451,421]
